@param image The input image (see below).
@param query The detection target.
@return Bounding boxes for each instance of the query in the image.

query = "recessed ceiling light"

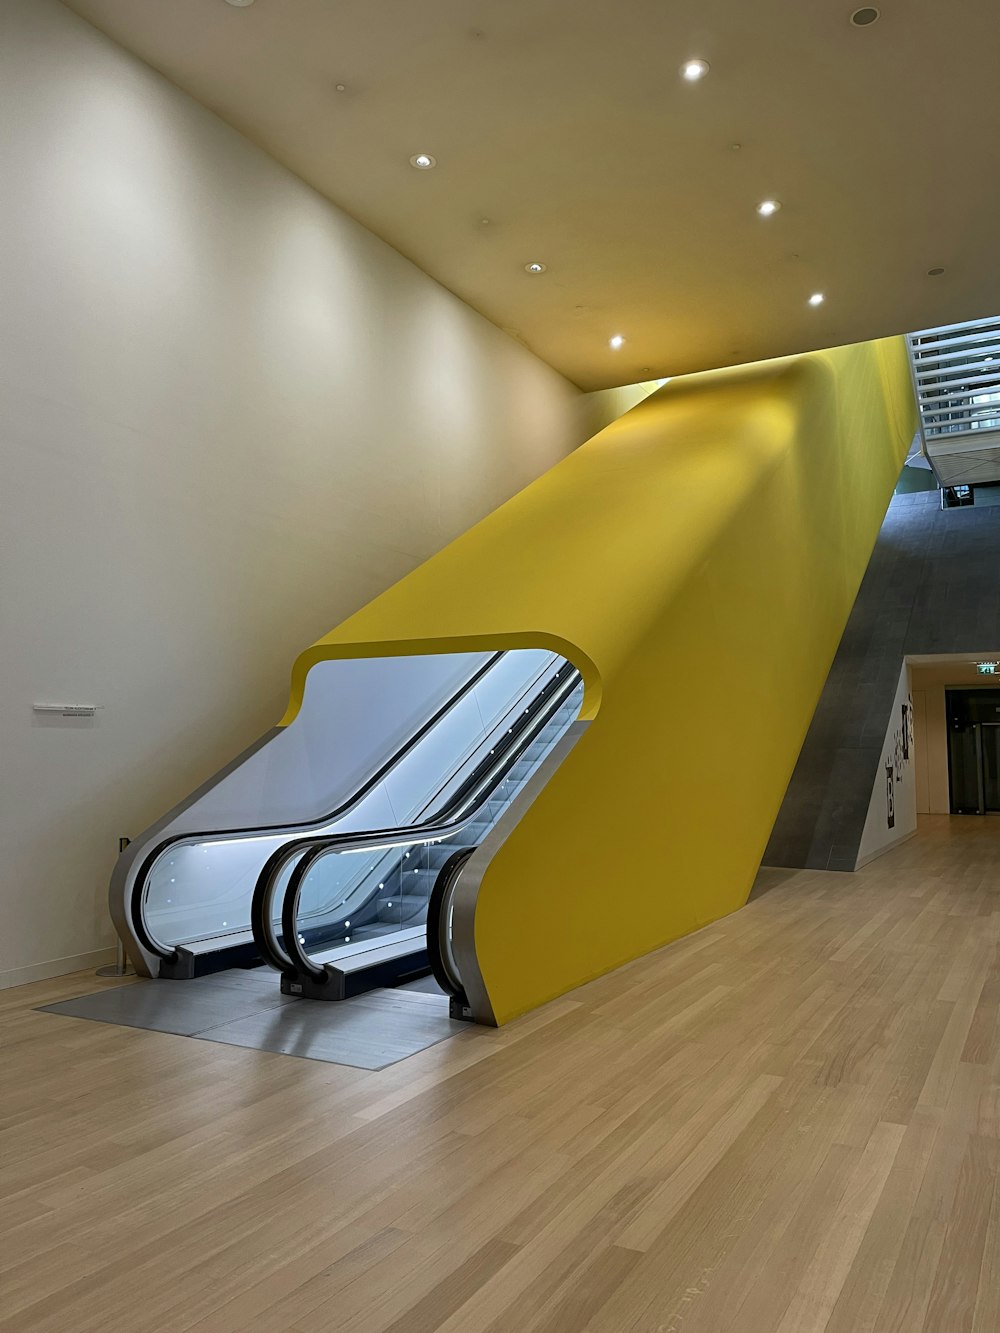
[927,267,946,277]
[409,153,436,170]
[525,262,547,274]
[808,292,825,306]
[335,83,346,93]
[681,59,710,82]
[850,7,880,26]
[609,334,625,349]
[224,0,255,7]
[757,199,781,217]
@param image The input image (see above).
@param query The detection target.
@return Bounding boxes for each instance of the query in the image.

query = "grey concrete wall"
[764,489,1000,871]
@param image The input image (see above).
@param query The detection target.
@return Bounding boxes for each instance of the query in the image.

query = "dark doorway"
[947,689,1000,814]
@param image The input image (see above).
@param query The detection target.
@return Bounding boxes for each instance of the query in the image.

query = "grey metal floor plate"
[397,973,447,996]
[38,969,465,1070]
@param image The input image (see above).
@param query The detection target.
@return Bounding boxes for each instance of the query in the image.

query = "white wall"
[922,687,938,810]
[0,0,633,986]
[912,681,949,815]
[856,662,918,867]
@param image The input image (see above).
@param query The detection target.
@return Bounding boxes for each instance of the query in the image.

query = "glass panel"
[949,725,981,814]
[144,834,290,947]
[983,726,1000,813]
[380,650,557,822]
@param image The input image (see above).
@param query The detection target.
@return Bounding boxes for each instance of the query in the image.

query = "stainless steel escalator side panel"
[450,719,591,1026]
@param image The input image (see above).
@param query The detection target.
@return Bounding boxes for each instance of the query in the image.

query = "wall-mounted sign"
[32,703,101,717]
[976,662,999,676]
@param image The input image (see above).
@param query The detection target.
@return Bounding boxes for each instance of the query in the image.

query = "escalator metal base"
[159,937,261,980]
[281,946,432,1001]
[449,996,475,1022]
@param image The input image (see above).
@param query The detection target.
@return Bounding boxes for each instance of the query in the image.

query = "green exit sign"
[977,662,999,675]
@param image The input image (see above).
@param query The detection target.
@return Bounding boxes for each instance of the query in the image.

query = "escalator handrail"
[255,664,582,980]
[131,651,507,961]
[425,848,475,1000]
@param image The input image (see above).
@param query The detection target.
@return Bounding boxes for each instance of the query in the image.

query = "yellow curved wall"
[282,337,916,1023]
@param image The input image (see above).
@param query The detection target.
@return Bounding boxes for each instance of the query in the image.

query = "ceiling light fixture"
[224,0,255,7]
[808,292,825,306]
[525,262,547,274]
[850,7,880,26]
[409,153,436,170]
[609,334,626,349]
[757,199,781,217]
[927,267,946,277]
[681,59,710,82]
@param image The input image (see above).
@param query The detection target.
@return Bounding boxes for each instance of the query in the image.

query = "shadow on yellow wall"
[282,337,917,1023]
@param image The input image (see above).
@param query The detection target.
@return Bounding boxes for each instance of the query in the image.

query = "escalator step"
[376,894,431,923]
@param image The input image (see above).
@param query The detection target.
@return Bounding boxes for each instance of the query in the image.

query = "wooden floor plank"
[773,1120,906,1333]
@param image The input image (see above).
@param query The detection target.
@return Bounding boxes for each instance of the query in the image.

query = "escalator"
[114,648,576,979]
[252,663,583,1006]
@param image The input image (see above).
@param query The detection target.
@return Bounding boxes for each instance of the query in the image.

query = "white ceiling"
[908,655,1000,667]
[60,0,1000,390]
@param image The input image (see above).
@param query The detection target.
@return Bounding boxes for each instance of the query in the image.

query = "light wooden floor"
[3,815,1000,1333]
